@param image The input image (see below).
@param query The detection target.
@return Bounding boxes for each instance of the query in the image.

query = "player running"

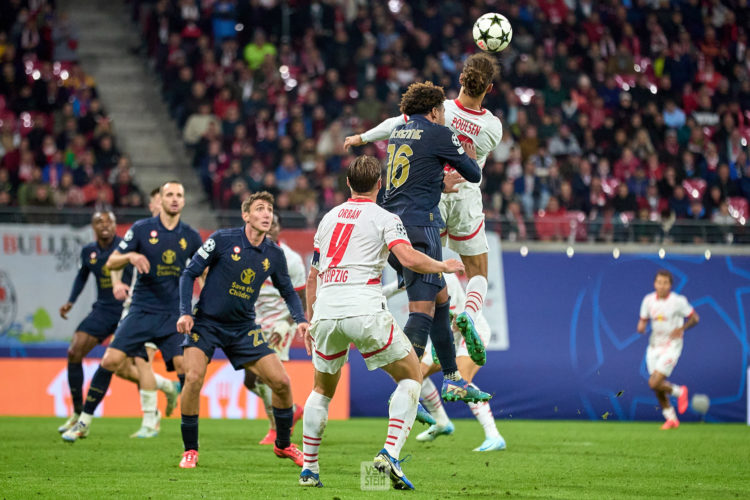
[111,186,182,426]
[299,155,464,489]
[243,213,305,445]
[62,181,202,442]
[637,270,699,429]
[176,191,308,469]
[57,211,141,433]
[345,53,502,366]
[384,273,505,451]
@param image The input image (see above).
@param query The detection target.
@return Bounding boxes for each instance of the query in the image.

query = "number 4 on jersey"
[327,223,354,267]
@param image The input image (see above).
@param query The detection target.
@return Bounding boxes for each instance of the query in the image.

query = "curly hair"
[399,81,446,115]
[460,53,499,98]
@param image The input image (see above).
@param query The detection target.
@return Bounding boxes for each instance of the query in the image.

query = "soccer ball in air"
[472,13,512,53]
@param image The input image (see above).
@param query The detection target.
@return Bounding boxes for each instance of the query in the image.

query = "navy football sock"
[178,373,185,392]
[82,366,114,415]
[68,362,84,414]
[403,312,433,358]
[273,406,294,449]
[430,300,458,375]
[181,414,199,451]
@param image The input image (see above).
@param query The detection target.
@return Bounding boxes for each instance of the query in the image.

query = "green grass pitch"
[1,417,748,499]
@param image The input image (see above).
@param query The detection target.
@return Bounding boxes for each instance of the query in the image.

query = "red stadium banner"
[0,358,349,419]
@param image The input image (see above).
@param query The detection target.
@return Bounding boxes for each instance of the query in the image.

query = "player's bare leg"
[456,252,488,366]
[58,331,100,432]
[247,354,302,466]
[179,346,208,468]
[649,371,683,428]
[244,369,277,444]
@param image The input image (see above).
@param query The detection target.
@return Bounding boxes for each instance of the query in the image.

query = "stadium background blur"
[0,0,749,425]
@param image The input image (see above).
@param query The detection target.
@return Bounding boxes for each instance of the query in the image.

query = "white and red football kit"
[639,291,695,376]
[255,241,306,361]
[310,198,414,373]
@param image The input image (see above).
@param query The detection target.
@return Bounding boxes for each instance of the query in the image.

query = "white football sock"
[670,384,682,397]
[464,276,488,321]
[251,382,275,429]
[384,379,420,459]
[79,412,93,426]
[468,400,500,439]
[140,389,158,428]
[662,406,677,421]
[302,391,330,473]
[154,374,172,393]
[420,377,450,427]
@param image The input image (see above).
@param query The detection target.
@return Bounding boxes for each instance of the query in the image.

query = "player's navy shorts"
[76,306,122,342]
[388,224,446,302]
[183,316,276,369]
[110,308,182,368]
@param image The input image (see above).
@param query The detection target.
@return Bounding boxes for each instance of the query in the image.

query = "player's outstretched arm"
[345,115,407,149]
[391,242,464,275]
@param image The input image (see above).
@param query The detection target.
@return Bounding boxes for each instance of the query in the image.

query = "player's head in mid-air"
[91,210,116,244]
[459,52,499,100]
[148,187,161,217]
[346,155,382,196]
[654,270,673,298]
[242,191,275,235]
[400,81,446,126]
[159,180,185,217]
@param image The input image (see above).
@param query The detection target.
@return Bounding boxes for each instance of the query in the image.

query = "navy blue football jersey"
[380,115,481,227]
[180,227,306,326]
[68,238,133,312]
[117,216,202,314]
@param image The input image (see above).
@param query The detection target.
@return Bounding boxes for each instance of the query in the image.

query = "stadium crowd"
[2,0,750,242]
[0,1,146,214]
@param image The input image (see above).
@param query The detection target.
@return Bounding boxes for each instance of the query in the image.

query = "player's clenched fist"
[442,259,465,274]
[176,314,194,334]
[343,134,364,150]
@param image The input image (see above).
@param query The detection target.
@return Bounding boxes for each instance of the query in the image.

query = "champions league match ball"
[691,393,710,415]
[472,13,513,53]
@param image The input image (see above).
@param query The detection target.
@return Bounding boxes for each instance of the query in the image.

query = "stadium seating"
[0,2,143,219]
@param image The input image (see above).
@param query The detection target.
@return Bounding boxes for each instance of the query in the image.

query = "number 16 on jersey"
[386,144,413,190]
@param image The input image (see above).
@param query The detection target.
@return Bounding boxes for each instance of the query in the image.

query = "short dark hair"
[92,210,115,223]
[460,53,499,98]
[399,81,446,116]
[347,155,381,194]
[656,269,673,284]
[150,187,160,198]
[160,180,184,195]
[242,191,274,213]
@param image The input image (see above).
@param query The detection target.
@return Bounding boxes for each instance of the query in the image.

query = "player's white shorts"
[421,313,491,365]
[265,320,295,362]
[646,339,683,377]
[439,189,489,256]
[310,311,412,374]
